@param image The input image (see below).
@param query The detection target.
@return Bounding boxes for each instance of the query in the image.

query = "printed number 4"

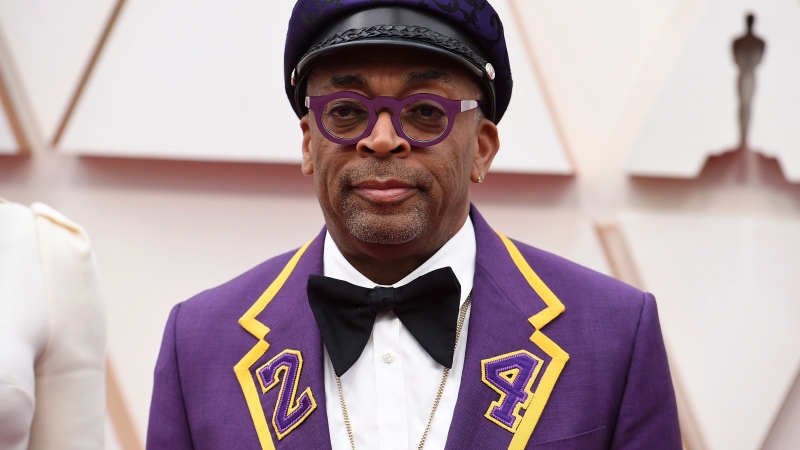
[256,349,317,439]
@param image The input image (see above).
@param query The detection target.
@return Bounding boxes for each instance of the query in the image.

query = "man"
[147,1,681,449]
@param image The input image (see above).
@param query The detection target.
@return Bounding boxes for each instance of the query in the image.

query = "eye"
[326,100,368,119]
[400,99,450,142]
[330,106,354,118]
[407,102,446,119]
[321,97,370,139]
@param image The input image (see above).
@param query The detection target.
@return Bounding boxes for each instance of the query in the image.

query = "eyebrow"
[324,74,368,90]
[404,70,455,87]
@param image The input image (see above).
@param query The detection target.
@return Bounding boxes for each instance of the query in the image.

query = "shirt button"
[383,352,394,364]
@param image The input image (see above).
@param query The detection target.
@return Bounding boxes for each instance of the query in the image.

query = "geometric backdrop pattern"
[1,1,800,449]
[56,0,573,174]
[0,0,117,142]
[60,0,303,163]
[618,214,800,450]
[626,0,800,182]
[487,0,572,174]
[0,101,17,153]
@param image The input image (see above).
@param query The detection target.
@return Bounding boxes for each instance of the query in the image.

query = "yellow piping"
[233,241,313,450]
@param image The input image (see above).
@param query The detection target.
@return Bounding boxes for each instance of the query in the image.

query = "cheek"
[426,150,471,203]
[309,140,346,197]
[441,135,476,181]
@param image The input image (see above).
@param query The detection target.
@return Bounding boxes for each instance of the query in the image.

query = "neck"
[344,251,433,285]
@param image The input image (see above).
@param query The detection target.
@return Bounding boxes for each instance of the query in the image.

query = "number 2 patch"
[481,350,544,432]
[256,349,317,440]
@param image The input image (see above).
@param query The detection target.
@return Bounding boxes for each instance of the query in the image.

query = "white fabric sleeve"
[0,200,48,450]
[27,203,107,450]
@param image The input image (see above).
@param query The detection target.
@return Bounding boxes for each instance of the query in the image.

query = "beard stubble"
[337,159,433,245]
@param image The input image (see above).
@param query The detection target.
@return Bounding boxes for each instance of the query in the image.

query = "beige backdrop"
[1,1,799,449]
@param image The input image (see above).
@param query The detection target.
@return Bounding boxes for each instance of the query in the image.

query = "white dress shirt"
[0,200,106,450]
[323,217,476,450]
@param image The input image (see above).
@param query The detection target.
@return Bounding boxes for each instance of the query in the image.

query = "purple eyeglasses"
[305,91,480,147]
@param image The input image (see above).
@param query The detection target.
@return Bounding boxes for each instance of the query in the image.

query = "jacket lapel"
[234,208,569,449]
[234,229,333,450]
[445,207,569,450]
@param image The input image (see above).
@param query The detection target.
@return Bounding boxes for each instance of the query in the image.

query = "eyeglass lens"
[321,98,450,143]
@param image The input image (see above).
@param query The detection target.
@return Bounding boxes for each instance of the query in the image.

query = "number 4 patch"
[481,350,544,432]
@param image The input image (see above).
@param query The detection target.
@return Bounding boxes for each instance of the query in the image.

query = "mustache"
[341,159,433,188]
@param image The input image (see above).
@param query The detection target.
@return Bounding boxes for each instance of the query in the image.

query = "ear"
[300,115,314,176]
[471,118,500,182]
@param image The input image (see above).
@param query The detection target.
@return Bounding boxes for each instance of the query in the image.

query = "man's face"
[300,46,499,263]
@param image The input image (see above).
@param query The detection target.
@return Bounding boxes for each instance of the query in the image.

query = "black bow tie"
[307,267,462,377]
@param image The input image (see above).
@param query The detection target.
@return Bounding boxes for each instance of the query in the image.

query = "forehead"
[305,45,480,96]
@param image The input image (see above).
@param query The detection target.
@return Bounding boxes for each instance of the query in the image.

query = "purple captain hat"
[283,0,513,124]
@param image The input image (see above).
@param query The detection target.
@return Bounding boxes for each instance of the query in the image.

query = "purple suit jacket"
[147,207,681,449]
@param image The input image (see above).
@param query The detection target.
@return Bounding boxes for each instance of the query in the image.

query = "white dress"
[0,199,106,450]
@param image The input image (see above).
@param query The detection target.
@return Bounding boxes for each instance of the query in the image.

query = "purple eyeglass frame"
[305,91,480,147]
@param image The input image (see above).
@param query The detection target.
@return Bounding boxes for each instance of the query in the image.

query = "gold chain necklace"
[335,294,471,450]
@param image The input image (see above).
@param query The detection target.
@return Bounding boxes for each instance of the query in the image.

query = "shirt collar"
[323,217,476,306]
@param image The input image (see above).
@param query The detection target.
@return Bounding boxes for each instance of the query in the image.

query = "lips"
[352,179,417,203]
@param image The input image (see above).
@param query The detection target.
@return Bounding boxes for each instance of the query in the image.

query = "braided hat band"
[303,25,490,75]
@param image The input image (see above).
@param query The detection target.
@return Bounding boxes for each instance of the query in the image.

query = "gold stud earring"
[477,173,484,183]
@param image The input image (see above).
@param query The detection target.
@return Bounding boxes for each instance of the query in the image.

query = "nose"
[357,110,411,158]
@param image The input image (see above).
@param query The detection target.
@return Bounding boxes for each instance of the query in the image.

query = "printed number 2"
[481,350,543,432]
[256,349,317,439]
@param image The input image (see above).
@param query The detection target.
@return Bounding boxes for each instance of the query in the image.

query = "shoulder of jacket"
[508,237,648,307]
[30,202,89,241]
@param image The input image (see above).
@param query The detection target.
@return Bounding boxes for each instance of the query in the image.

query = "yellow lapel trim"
[496,232,570,450]
[233,240,313,450]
